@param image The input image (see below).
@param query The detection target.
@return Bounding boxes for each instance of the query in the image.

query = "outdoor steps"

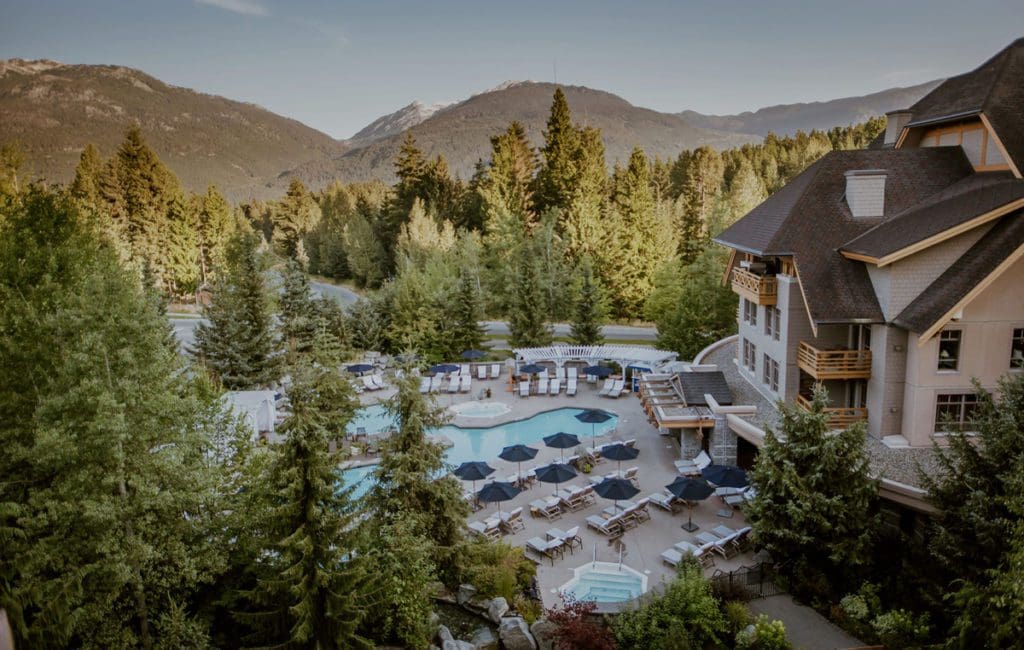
[579,572,643,585]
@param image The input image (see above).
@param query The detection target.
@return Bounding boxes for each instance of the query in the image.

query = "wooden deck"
[730,268,777,305]
[796,395,868,429]
[796,341,871,380]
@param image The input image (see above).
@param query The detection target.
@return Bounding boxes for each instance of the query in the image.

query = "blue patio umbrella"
[518,363,546,375]
[543,431,580,462]
[575,409,613,447]
[666,476,715,532]
[429,363,461,375]
[477,480,522,518]
[534,462,578,497]
[454,461,496,497]
[346,363,374,374]
[600,443,639,473]
[582,365,613,378]
[499,444,538,483]
[593,477,641,517]
[461,349,488,359]
[701,465,749,489]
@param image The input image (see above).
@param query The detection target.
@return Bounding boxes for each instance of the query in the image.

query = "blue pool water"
[340,406,618,500]
[561,563,646,603]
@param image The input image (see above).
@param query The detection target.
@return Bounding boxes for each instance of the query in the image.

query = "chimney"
[845,170,887,218]
[884,110,912,146]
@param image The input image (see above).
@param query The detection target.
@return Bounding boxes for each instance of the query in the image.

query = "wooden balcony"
[797,341,871,380]
[730,268,777,305]
[796,395,868,429]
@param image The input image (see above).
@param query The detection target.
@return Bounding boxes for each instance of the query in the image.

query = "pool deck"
[357,373,756,609]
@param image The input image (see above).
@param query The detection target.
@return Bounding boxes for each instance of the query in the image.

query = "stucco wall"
[865,325,908,438]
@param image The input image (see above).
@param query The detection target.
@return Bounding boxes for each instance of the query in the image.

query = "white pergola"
[512,344,678,371]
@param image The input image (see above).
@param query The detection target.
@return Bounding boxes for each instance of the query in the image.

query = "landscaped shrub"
[723,601,752,637]
[735,615,792,650]
[512,594,542,625]
[545,598,616,650]
[870,609,930,650]
[461,539,536,602]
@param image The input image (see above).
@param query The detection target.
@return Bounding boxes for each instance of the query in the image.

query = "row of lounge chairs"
[419,374,473,394]
[660,525,752,568]
[354,374,387,392]
[518,377,578,397]
[525,526,583,565]
[597,379,626,398]
[528,483,598,520]
[583,439,637,462]
[475,364,502,380]
[584,497,652,536]
[467,507,526,540]
[587,466,639,487]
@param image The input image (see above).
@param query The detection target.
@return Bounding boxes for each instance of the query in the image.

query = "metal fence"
[709,562,783,599]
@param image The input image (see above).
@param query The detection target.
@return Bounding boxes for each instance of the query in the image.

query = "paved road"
[310,280,359,306]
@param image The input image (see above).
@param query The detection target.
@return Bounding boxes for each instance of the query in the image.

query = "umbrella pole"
[682,501,699,532]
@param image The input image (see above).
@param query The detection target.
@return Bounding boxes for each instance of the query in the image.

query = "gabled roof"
[903,38,1024,173]
[841,172,1024,261]
[676,371,732,406]
[714,147,973,324]
[893,213,1024,337]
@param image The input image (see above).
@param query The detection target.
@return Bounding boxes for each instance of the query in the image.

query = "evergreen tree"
[450,270,487,354]
[0,189,224,648]
[562,126,607,263]
[569,258,607,345]
[395,198,456,267]
[745,387,878,599]
[242,363,370,649]
[194,231,279,389]
[0,141,25,205]
[533,88,580,214]
[420,154,464,220]
[164,192,201,297]
[278,258,320,364]
[69,143,104,211]
[347,297,388,354]
[507,246,553,348]
[675,145,724,263]
[481,121,536,224]
[274,178,321,260]
[197,185,235,286]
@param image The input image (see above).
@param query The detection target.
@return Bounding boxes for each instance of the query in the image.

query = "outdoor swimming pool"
[339,406,618,500]
[559,561,647,603]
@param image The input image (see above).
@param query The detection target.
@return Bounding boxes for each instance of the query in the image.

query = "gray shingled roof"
[715,147,973,324]
[905,37,1024,172]
[842,172,1024,259]
[893,213,1024,333]
[676,371,732,406]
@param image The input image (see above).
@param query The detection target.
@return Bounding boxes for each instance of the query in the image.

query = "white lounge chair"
[458,375,470,392]
[477,365,487,380]
[468,518,501,541]
[566,378,577,396]
[362,376,377,391]
[430,375,443,393]
[536,377,548,395]
[598,379,614,396]
[519,380,530,397]
[547,526,582,554]
[649,492,679,513]
[499,507,525,533]
[549,378,561,395]
[567,367,578,381]
[530,498,562,520]
[447,376,460,393]
[490,364,501,379]
[460,364,471,376]
[526,536,564,565]
[555,367,566,382]
[585,514,622,536]
[608,379,625,398]
[675,450,712,476]
[419,377,431,394]
[370,374,386,389]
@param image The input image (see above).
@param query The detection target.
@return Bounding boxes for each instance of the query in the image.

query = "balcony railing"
[796,395,868,429]
[797,341,871,380]
[730,268,777,305]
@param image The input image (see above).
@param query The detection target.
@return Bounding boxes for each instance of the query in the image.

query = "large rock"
[470,626,498,650]
[530,617,558,650]
[437,624,455,643]
[442,641,475,650]
[487,596,509,623]
[457,584,477,605]
[499,617,538,650]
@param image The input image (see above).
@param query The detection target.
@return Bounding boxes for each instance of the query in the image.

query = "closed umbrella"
[499,444,538,485]
[534,462,577,497]
[593,477,641,518]
[429,363,460,375]
[477,480,522,519]
[575,409,613,447]
[453,461,496,498]
[461,349,488,359]
[543,431,580,462]
[666,476,714,532]
[346,363,374,375]
[701,465,748,488]
[600,443,639,475]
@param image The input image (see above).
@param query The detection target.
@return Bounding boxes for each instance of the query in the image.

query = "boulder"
[442,641,475,650]
[499,617,538,650]
[530,617,558,650]
[470,626,498,650]
[457,584,477,605]
[437,624,455,643]
[487,596,509,623]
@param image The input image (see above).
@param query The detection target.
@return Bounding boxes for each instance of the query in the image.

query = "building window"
[743,299,757,327]
[762,354,779,392]
[1011,328,1024,370]
[742,339,757,372]
[934,393,979,433]
[937,330,961,371]
[764,306,781,340]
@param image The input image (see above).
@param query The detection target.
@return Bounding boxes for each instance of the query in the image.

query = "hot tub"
[448,401,512,419]
[559,561,648,603]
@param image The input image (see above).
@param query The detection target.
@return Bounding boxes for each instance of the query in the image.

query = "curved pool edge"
[558,561,649,607]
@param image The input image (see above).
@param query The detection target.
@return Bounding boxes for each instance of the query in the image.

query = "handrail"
[795,395,868,428]
[797,341,871,379]
[730,268,778,304]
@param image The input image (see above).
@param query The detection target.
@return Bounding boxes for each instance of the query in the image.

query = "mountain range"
[0,58,941,200]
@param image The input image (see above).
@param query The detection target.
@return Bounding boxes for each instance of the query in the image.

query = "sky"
[1,0,1022,139]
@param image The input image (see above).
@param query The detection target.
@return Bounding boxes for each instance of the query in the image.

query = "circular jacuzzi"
[448,401,512,419]
[559,562,648,603]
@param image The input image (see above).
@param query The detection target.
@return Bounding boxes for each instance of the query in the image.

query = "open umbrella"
[666,476,714,532]
[453,461,496,498]
[346,363,374,375]
[518,363,546,375]
[543,431,580,462]
[461,349,488,359]
[582,365,613,378]
[701,465,748,489]
[429,363,460,375]
[594,477,640,518]
[477,480,522,518]
[499,444,538,485]
[575,409,613,447]
[600,443,639,474]
[534,462,577,497]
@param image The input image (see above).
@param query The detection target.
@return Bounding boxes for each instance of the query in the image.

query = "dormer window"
[917,121,1009,170]
[845,170,887,218]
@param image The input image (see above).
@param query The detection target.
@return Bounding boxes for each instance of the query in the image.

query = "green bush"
[723,601,752,637]
[735,615,791,650]
[461,540,536,602]
[513,594,542,625]
[871,609,930,650]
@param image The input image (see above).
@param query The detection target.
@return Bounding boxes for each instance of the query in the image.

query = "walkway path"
[747,595,863,649]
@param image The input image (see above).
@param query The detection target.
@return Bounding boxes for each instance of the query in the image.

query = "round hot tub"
[559,561,648,603]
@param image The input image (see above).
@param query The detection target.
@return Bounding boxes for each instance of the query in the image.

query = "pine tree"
[278,258,319,364]
[395,198,456,267]
[420,154,464,220]
[70,143,104,211]
[242,363,370,649]
[274,178,321,260]
[562,126,607,263]
[0,141,25,204]
[675,146,723,263]
[533,88,580,214]
[114,125,180,268]
[569,258,607,345]
[347,297,388,354]
[451,270,487,353]
[197,185,235,286]
[164,192,201,297]
[481,121,536,223]
[507,246,553,348]
[0,188,224,648]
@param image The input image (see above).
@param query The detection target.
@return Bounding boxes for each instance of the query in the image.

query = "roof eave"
[904,109,983,129]
[711,238,791,258]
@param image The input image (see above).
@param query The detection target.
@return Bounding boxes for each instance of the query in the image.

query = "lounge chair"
[536,377,548,395]
[567,367,578,381]
[468,519,501,541]
[675,450,712,476]
[447,376,460,393]
[697,530,740,559]
[549,378,561,395]
[430,375,443,393]
[478,365,487,380]
[585,514,622,536]
[558,489,586,512]
[499,507,525,534]
[668,541,716,568]
[649,492,680,513]
[526,536,564,565]
[530,498,562,520]
[623,438,637,449]
[566,378,577,396]
[608,379,625,398]
[724,488,757,508]
[547,526,583,554]
[360,376,375,391]
[490,364,501,379]
[621,466,639,486]
[631,498,651,524]
[519,380,530,397]
[370,374,386,389]
[598,379,614,396]
[602,500,637,519]
[419,377,431,394]
[460,375,472,392]
[458,363,469,376]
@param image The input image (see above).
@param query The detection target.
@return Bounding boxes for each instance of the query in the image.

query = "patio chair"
[623,438,637,449]
[459,364,469,376]
[598,379,614,396]
[632,498,651,524]
[549,378,561,395]
[622,466,639,486]
[602,499,637,519]
[673,541,716,568]
[447,376,460,393]
[608,379,625,398]
[460,375,472,392]
[419,377,431,394]
[558,490,585,512]
[578,485,596,506]
[430,375,443,393]
[490,364,501,379]
[519,380,530,397]
[468,519,501,541]
[536,377,548,395]
[526,536,564,565]
[371,374,386,389]
[585,514,622,536]
[714,486,746,500]
[648,492,680,513]
[530,498,562,520]
[499,507,525,534]
[566,378,577,396]
[547,525,583,554]
[362,376,377,391]
[474,365,484,380]
[674,450,712,476]
[567,367,578,381]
